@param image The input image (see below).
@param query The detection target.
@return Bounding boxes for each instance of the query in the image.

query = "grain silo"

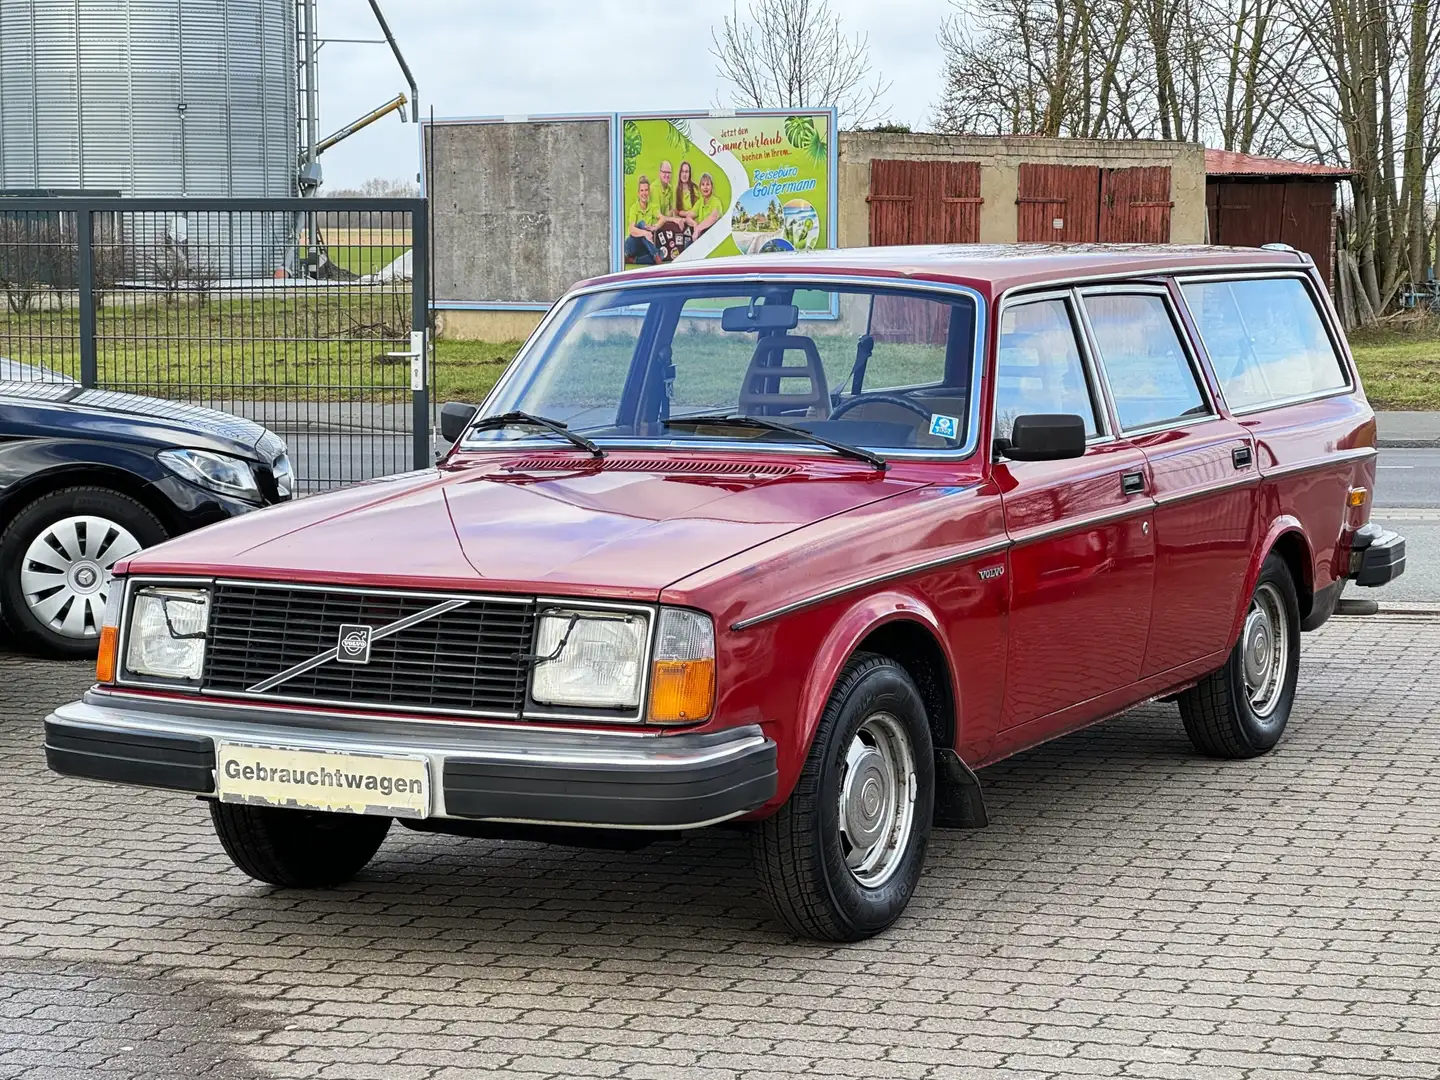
[0,0,298,196]
[0,0,300,275]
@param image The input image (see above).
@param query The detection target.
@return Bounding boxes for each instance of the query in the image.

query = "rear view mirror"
[721,302,799,333]
[1000,414,1087,461]
[440,401,478,443]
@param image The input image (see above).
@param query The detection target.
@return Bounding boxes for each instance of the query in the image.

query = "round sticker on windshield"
[928,414,959,440]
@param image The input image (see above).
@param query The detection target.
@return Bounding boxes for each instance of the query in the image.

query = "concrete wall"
[435,308,546,343]
[838,133,1207,246]
[426,119,611,306]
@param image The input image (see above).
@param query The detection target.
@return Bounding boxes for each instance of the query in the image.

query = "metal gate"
[0,196,430,493]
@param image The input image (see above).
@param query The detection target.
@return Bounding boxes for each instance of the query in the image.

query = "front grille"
[202,583,537,716]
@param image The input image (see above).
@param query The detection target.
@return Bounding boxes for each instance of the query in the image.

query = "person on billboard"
[625,176,663,266]
[656,161,677,219]
[674,161,699,220]
[686,172,725,239]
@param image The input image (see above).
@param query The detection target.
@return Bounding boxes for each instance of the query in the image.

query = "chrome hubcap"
[837,712,917,888]
[1241,581,1289,718]
[20,515,141,639]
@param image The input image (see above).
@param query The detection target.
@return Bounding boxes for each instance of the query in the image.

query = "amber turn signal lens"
[1348,487,1368,507]
[95,625,118,684]
[648,659,715,724]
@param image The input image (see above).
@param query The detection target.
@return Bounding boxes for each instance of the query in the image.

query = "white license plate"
[215,741,430,819]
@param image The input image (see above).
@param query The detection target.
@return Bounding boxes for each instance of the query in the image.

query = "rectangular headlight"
[530,609,646,710]
[124,586,210,682]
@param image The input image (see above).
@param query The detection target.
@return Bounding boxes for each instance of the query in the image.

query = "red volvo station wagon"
[46,245,1406,941]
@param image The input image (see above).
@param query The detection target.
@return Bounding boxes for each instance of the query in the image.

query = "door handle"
[1232,445,1253,470]
[1121,470,1145,496]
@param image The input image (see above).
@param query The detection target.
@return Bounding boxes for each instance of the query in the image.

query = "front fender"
[767,588,956,805]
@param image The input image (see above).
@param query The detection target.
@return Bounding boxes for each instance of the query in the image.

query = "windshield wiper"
[663,413,887,471]
[467,410,604,458]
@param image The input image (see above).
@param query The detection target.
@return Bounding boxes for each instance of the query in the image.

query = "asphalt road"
[1370,448,1438,604]
[1374,447,1440,508]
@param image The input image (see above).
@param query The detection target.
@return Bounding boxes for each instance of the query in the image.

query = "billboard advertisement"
[618,111,835,270]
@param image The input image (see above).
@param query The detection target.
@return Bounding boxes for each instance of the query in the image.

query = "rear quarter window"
[1180,277,1349,411]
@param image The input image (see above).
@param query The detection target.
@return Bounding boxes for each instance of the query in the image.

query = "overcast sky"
[315,0,949,190]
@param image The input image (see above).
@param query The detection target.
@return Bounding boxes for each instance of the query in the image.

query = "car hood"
[0,379,285,459]
[124,454,925,598]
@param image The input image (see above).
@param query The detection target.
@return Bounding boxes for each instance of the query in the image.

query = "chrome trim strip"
[1007,500,1153,549]
[1262,446,1377,479]
[215,577,532,604]
[730,538,1012,631]
[93,687,657,736]
[1152,473,1261,508]
[245,599,471,693]
[998,259,1305,301]
[1228,387,1354,417]
[199,687,523,721]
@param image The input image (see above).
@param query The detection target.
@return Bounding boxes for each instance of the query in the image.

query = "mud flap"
[934,749,989,829]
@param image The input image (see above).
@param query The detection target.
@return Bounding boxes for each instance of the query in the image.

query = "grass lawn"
[433,339,522,403]
[1346,322,1440,410]
[5,292,1438,413]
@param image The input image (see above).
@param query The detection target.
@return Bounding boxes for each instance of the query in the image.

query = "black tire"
[210,802,392,887]
[0,485,168,658]
[1178,553,1302,759]
[751,652,934,942]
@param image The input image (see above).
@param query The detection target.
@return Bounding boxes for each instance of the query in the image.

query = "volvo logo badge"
[336,624,373,665]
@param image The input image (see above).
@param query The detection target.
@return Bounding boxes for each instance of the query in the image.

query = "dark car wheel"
[0,486,167,658]
[751,652,934,942]
[1178,553,1302,759]
[210,802,392,888]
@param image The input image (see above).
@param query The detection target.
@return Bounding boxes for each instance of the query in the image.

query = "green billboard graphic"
[619,111,834,270]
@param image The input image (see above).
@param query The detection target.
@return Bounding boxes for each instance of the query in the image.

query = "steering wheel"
[828,393,933,423]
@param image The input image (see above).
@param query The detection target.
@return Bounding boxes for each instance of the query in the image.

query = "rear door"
[993,292,1155,731]
[1076,286,1257,677]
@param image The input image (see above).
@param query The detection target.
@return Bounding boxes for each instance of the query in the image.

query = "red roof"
[1205,149,1351,178]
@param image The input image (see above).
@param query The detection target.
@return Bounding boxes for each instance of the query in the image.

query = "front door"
[993,293,1156,730]
[1077,286,1257,677]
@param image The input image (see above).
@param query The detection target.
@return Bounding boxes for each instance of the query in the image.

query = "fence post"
[410,199,430,470]
[76,207,97,388]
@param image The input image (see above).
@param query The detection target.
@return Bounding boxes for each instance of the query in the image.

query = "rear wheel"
[1178,554,1301,759]
[751,653,934,941]
[0,486,165,658]
[210,802,392,888]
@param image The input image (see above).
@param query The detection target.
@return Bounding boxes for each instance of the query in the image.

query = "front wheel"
[210,802,392,887]
[751,653,934,941]
[1178,553,1301,759]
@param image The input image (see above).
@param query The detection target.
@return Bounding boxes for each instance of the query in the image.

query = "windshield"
[465,280,980,454]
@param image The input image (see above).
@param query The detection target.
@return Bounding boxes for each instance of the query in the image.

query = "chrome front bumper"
[45,689,777,830]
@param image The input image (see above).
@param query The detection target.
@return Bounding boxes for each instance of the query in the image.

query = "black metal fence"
[0,196,430,493]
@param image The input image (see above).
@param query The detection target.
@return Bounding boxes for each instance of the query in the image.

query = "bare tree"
[712,0,891,129]
[932,0,1440,316]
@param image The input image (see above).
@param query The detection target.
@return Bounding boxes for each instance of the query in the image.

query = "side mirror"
[440,401,478,444]
[999,413,1087,461]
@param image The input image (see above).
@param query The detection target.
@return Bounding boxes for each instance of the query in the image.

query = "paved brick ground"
[2,615,1438,1079]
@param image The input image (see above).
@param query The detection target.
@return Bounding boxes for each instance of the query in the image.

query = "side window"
[1082,293,1208,430]
[1180,277,1349,411]
[995,298,1100,440]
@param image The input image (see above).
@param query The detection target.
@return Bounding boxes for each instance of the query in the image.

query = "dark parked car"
[0,360,291,657]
